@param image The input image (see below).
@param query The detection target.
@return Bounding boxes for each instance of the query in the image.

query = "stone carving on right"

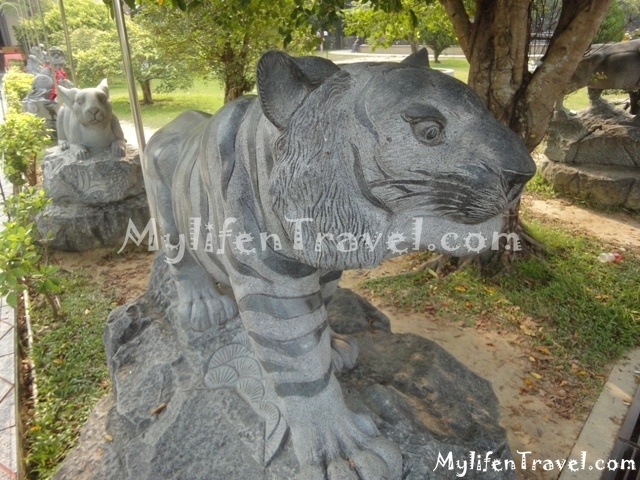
[136,49,536,479]
[544,40,640,211]
[564,39,640,113]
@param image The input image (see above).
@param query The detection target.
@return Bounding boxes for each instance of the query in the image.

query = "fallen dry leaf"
[150,402,168,416]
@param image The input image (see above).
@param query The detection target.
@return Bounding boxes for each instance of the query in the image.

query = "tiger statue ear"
[401,48,431,68]
[257,50,339,129]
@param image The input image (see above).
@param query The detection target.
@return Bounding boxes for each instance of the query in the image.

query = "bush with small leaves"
[0,188,61,313]
[0,112,50,187]
[3,66,34,113]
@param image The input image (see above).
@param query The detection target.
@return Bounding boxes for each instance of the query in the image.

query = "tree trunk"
[521,1,612,149]
[435,0,612,268]
[140,79,154,105]
[27,155,38,187]
[408,34,419,54]
[222,39,254,103]
[433,50,441,63]
[440,0,612,151]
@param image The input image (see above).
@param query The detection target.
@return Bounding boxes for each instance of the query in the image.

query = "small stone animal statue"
[567,39,640,113]
[56,79,126,159]
[143,49,535,479]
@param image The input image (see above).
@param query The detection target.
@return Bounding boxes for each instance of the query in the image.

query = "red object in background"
[46,65,69,100]
[1,52,24,70]
[598,252,623,263]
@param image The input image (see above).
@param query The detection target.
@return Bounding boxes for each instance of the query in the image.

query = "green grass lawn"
[109,78,226,129]
[430,57,471,82]
[25,272,114,479]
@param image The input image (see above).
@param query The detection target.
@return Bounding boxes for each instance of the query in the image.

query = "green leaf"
[6,291,17,308]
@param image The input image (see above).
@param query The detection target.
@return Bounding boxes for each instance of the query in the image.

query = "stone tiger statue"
[142,49,535,480]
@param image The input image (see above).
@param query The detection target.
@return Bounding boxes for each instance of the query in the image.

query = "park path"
[0,79,19,480]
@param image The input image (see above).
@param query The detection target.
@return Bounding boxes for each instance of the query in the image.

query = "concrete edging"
[559,349,640,480]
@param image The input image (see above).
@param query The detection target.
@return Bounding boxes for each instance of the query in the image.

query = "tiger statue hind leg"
[143,49,535,480]
[143,109,239,331]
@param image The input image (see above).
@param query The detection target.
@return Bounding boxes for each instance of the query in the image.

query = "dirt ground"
[54,193,639,480]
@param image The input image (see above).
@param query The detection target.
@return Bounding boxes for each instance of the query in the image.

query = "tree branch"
[438,0,471,58]
[522,0,612,149]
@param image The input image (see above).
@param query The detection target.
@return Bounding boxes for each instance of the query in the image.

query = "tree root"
[417,217,545,279]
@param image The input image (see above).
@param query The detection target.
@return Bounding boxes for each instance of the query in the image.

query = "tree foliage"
[419,3,459,62]
[135,0,316,103]
[593,0,626,43]
[69,15,195,104]
[15,0,194,103]
[343,0,460,61]
[14,0,113,49]
[343,1,426,53]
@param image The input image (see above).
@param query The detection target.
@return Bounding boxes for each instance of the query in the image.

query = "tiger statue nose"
[504,170,535,204]
[497,127,536,203]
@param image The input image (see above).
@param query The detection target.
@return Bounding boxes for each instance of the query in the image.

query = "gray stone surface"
[37,143,150,251]
[36,194,149,251]
[543,103,640,210]
[54,256,515,480]
[42,147,145,206]
[538,159,640,210]
[135,49,535,479]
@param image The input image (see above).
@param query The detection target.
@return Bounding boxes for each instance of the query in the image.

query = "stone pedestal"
[36,146,150,251]
[542,103,640,210]
[54,255,515,480]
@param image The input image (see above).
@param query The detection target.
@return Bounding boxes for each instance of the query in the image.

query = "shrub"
[3,66,34,113]
[0,112,50,187]
[0,188,60,310]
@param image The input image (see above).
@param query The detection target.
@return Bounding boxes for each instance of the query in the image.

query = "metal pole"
[34,0,51,62]
[15,0,35,54]
[57,0,76,85]
[112,0,145,152]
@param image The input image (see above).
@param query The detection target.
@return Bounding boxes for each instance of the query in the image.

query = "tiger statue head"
[260,50,536,270]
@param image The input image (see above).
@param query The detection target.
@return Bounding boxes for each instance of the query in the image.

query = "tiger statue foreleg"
[229,274,402,480]
[320,271,359,371]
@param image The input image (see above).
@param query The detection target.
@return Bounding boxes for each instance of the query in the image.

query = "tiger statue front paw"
[285,377,402,480]
[176,281,237,332]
